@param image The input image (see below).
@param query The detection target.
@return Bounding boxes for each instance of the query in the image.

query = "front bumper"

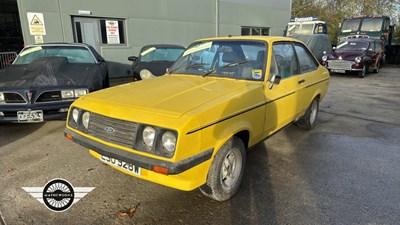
[64,128,214,190]
[0,102,72,122]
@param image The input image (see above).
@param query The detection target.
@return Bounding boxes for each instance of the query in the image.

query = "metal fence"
[0,52,17,69]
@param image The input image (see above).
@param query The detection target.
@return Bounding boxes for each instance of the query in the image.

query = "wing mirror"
[268,75,281,90]
[128,56,138,62]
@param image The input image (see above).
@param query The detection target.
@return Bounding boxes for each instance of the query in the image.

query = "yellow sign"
[27,12,46,35]
[34,35,44,44]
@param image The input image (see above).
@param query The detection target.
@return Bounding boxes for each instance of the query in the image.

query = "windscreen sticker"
[183,41,212,57]
[140,47,156,56]
[19,46,42,57]
[252,69,263,80]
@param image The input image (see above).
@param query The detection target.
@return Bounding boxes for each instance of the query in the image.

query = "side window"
[272,43,299,79]
[375,41,383,52]
[293,43,318,73]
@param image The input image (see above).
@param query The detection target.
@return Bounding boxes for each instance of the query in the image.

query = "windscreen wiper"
[203,60,248,77]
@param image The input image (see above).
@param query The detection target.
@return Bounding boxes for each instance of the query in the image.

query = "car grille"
[4,93,26,104]
[36,91,62,102]
[327,60,353,70]
[87,113,138,149]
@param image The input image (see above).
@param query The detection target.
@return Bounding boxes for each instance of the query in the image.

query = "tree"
[291,0,400,43]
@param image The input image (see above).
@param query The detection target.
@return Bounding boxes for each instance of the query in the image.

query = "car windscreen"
[169,40,267,81]
[341,18,361,33]
[287,24,301,36]
[360,18,383,32]
[13,46,96,64]
[336,41,369,51]
[140,47,185,62]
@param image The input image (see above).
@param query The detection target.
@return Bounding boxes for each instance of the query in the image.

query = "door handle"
[298,79,305,84]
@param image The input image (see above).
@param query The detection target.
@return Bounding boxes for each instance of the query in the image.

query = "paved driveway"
[1,67,400,225]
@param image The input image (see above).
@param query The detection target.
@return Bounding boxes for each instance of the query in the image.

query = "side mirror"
[128,56,138,62]
[268,75,281,90]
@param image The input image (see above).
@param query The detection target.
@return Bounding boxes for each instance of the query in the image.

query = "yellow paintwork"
[65,36,330,191]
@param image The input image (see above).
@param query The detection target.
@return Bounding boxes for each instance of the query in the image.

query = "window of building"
[241,26,270,36]
[72,17,126,48]
[100,19,125,45]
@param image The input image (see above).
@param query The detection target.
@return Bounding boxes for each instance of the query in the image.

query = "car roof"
[195,35,301,44]
[141,44,185,50]
[340,38,377,43]
[24,43,93,48]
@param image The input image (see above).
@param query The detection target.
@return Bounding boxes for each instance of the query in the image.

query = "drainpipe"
[57,0,65,41]
[215,0,219,37]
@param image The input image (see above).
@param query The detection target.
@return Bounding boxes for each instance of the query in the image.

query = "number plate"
[332,69,346,73]
[17,110,43,122]
[100,155,141,176]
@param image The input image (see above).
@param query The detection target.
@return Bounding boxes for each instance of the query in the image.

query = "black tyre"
[199,137,246,201]
[295,97,319,130]
[358,65,367,78]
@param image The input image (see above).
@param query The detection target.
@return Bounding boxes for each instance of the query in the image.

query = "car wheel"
[199,137,246,201]
[295,97,319,130]
[358,65,367,78]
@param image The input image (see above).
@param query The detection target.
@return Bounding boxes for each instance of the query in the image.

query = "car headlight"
[61,90,75,99]
[142,126,156,147]
[74,89,88,97]
[140,69,156,80]
[0,92,4,103]
[162,131,177,153]
[355,56,362,63]
[72,108,80,123]
[82,111,90,129]
[62,89,89,99]
[322,55,328,62]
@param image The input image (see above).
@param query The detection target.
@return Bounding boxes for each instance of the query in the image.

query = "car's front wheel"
[358,65,368,78]
[295,97,319,130]
[199,137,246,201]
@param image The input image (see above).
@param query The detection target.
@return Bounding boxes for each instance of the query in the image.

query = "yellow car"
[65,36,329,201]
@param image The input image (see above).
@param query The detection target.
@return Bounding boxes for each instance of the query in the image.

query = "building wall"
[16,0,291,77]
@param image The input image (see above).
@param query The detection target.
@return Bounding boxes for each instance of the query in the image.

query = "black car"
[128,44,185,81]
[0,43,109,123]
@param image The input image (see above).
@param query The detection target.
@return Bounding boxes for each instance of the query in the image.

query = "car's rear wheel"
[358,65,368,78]
[295,97,319,130]
[199,137,246,201]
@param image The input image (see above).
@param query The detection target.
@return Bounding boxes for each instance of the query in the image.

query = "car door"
[263,42,304,136]
[292,42,320,114]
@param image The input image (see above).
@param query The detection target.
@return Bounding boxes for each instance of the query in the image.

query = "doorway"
[72,17,101,53]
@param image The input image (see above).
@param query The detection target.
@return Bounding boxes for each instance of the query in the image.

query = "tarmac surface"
[1,67,400,225]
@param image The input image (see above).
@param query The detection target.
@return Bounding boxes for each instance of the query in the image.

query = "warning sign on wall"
[106,20,120,44]
[27,12,46,35]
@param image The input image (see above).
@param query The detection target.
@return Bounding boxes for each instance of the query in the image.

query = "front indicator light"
[162,131,177,153]
[354,56,362,63]
[82,111,90,129]
[143,126,156,147]
[152,165,169,175]
[66,134,73,140]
